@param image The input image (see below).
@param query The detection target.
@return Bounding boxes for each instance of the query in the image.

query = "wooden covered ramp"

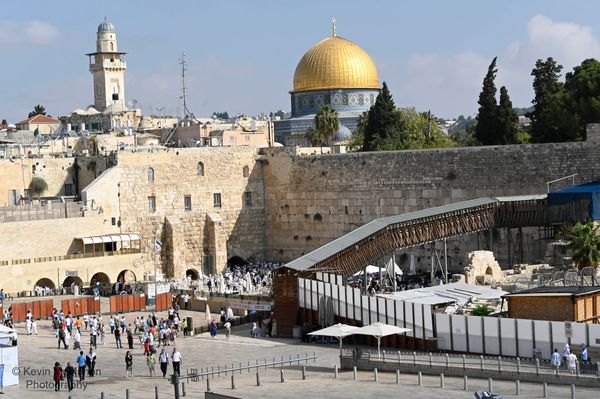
[284,195,569,278]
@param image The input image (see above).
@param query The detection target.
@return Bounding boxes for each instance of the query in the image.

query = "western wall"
[262,140,600,272]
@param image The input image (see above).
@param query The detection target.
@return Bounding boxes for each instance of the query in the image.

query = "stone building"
[15,115,62,136]
[274,20,380,143]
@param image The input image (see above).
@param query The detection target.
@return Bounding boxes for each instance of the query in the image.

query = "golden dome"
[292,35,380,93]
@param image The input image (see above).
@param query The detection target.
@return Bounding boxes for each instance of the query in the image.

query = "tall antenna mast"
[179,52,190,118]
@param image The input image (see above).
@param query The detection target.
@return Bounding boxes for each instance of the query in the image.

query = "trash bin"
[187,316,194,336]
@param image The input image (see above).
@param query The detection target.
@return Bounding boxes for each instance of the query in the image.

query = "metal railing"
[0,248,141,267]
[0,202,84,223]
[172,352,317,384]
[344,349,600,378]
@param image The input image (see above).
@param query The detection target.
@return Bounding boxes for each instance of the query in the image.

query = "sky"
[2,0,600,123]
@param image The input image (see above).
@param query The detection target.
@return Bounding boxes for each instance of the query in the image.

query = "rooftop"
[504,286,600,297]
[16,114,61,125]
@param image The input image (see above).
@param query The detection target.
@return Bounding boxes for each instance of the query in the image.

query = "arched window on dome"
[197,162,204,176]
[148,167,154,183]
[243,165,249,178]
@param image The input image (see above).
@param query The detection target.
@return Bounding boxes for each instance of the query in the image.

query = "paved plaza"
[5,309,598,398]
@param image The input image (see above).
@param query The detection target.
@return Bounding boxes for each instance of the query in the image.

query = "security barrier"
[155,292,173,312]
[11,299,54,322]
[61,296,100,316]
[109,294,146,314]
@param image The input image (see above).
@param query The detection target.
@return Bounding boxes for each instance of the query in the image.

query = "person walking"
[32,318,39,335]
[115,326,123,348]
[147,352,157,376]
[58,327,68,349]
[172,347,182,376]
[567,351,578,374]
[76,351,86,381]
[159,348,169,378]
[127,327,134,349]
[109,316,116,334]
[64,362,75,392]
[73,329,82,350]
[580,343,589,363]
[120,315,126,333]
[551,348,561,371]
[209,319,217,339]
[125,351,133,379]
[224,321,231,340]
[53,362,63,392]
[90,325,97,349]
[86,348,97,378]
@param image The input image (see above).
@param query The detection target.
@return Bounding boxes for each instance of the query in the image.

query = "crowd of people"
[36,305,190,392]
[551,343,590,373]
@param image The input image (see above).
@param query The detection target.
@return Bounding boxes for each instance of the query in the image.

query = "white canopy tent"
[352,322,411,358]
[308,323,358,357]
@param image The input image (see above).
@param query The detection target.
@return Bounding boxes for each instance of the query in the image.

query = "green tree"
[497,86,519,144]
[212,111,229,120]
[396,108,453,150]
[314,104,339,146]
[1,119,7,126]
[28,104,46,118]
[471,304,493,316]
[475,57,499,145]
[529,57,565,143]
[363,81,402,151]
[347,111,369,152]
[305,125,324,147]
[561,222,600,269]
[563,58,600,140]
[29,177,48,199]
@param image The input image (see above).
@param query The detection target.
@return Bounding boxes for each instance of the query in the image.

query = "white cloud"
[391,15,600,117]
[0,20,59,45]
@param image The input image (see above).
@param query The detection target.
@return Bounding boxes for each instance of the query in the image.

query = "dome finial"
[331,17,336,37]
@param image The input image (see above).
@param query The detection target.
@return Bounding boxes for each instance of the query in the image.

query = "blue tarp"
[547,181,600,220]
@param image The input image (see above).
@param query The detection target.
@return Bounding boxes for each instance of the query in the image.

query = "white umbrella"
[308,323,358,357]
[353,265,382,276]
[353,322,411,358]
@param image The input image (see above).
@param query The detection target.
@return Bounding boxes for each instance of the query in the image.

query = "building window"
[197,162,204,176]
[64,183,74,196]
[243,165,249,178]
[213,193,222,208]
[184,195,192,211]
[148,196,156,212]
[148,167,155,182]
[244,192,252,207]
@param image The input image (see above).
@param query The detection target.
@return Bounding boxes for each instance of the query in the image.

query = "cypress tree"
[497,86,518,144]
[529,57,564,143]
[362,81,402,151]
[475,57,499,145]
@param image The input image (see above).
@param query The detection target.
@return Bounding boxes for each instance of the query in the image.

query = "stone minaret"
[86,18,127,112]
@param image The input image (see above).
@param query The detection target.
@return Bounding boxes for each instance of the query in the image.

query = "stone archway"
[34,278,56,290]
[90,272,110,287]
[186,268,200,280]
[117,269,137,283]
[63,276,83,294]
[227,256,245,268]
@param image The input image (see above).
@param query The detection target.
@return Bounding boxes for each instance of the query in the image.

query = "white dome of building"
[98,18,115,33]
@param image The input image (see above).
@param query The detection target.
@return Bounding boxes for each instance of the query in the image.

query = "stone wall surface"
[261,142,600,269]
[113,147,266,277]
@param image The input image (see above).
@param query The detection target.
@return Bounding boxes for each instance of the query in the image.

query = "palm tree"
[315,105,339,146]
[561,222,600,269]
[305,125,324,147]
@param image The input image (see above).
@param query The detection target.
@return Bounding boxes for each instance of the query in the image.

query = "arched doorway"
[186,268,200,280]
[90,272,110,295]
[227,256,245,268]
[34,278,55,290]
[63,276,83,294]
[117,270,137,283]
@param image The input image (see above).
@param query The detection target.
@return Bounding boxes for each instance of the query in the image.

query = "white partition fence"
[299,278,434,340]
[435,313,600,359]
[299,277,600,360]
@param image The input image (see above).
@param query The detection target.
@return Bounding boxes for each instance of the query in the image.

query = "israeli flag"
[154,239,162,253]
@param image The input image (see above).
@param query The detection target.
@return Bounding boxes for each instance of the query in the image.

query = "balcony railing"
[0,248,141,266]
[0,202,84,223]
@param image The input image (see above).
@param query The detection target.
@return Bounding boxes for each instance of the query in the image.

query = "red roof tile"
[16,114,61,125]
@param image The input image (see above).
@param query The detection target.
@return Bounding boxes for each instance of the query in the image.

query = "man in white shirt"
[172,347,182,376]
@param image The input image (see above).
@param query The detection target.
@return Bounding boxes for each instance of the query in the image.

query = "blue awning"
[547,181,600,220]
